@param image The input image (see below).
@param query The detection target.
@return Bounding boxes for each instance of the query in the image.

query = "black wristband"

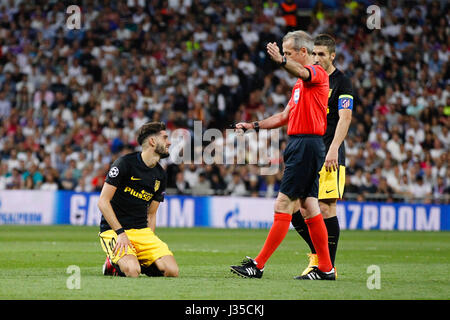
[280,56,287,67]
[115,228,125,235]
[253,121,260,132]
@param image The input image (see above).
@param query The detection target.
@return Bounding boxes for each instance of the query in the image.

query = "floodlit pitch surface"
[0,226,448,300]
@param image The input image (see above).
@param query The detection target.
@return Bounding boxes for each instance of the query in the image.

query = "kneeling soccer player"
[98,122,178,278]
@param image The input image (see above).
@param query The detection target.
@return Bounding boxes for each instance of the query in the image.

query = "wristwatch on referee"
[279,56,287,67]
[252,121,260,132]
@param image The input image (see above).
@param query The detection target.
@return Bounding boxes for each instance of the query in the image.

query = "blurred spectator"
[23,163,44,189]
[23,174,34,190]
[210,173,227,195]
[175,171,190,195]
[184,164,200,187]
[344,174,360,195]
[191,172,212,196]
[248,175,260,197]
[6,168,23,189]
[280,0,297,31]
[259,174,280,198]
[75,168,95,193]
[406,95,425,118]
[386,132,404,163]
[375,177,395,201]
[360,171,377,196]
[91,168,106,192]
[60,168,77,190]
[0,91,12,118]
[433,176,448,203]
[404,135,423,159]
[437,126,449,146]
[0,163,9,189]
[409,175,432,203]
[40,172,58,191]
[6,149,20,172]
[226,171,248,196]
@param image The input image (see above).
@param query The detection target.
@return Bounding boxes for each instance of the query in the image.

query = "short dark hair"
[136,121,166,145]
[314,34,336,54]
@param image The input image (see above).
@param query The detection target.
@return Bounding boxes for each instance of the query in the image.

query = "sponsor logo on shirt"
[123,186,153,202]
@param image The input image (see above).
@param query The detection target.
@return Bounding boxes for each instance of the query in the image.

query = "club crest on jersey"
[293,88,300,103]
[154,180,160,192]
[338,94,353,110]
[341,98,351,109]
[338,95,353,110]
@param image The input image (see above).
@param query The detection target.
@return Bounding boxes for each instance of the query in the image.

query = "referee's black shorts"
[279,134,325,200]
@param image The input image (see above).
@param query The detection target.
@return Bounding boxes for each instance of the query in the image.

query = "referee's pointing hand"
[233,122,254,133]
[235,122,253,130]
[266,42,283,64]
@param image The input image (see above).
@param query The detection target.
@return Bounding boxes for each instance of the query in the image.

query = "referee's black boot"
[294,266,336,280]
[230,256,264,279]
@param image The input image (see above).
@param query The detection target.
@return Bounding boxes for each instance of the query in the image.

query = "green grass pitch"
[0,225,448,300]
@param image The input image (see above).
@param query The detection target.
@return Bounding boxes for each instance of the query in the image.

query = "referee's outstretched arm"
[234,104,291,132]
[267,42,312,81]
[258,104,291,129]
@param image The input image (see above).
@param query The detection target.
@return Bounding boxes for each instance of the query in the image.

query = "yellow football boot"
[301,253,318,276]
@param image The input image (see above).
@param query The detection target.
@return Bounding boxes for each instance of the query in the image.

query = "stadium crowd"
[0,0,448,204]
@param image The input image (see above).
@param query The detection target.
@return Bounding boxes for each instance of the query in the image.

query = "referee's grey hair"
[283,30,314,54]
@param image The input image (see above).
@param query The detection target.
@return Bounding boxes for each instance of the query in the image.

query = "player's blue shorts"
[279,134,325,200]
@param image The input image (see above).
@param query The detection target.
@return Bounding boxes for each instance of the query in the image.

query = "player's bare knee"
[123,264,141,277]
[127,269,141,278]
[319,199,337,219]
[164,265,179,277]
[158,262,178,277]
[119,258,141,277]
[155,256,179,277]
[293,200,301,213]
[319,201,329,217]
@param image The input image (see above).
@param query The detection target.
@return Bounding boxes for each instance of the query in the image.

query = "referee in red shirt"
[230,31,335,280]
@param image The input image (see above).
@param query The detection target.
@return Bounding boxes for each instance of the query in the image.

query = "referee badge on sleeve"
[294,88,300,103]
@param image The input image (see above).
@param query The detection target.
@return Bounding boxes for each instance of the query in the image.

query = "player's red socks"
[305,214,333,272]
[254,212,292,270]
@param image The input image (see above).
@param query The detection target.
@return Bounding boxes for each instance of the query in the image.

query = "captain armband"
[338,95,353,110]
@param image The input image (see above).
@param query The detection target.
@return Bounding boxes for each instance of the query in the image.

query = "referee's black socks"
[291,211,340,266]
[324,216,340,266]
